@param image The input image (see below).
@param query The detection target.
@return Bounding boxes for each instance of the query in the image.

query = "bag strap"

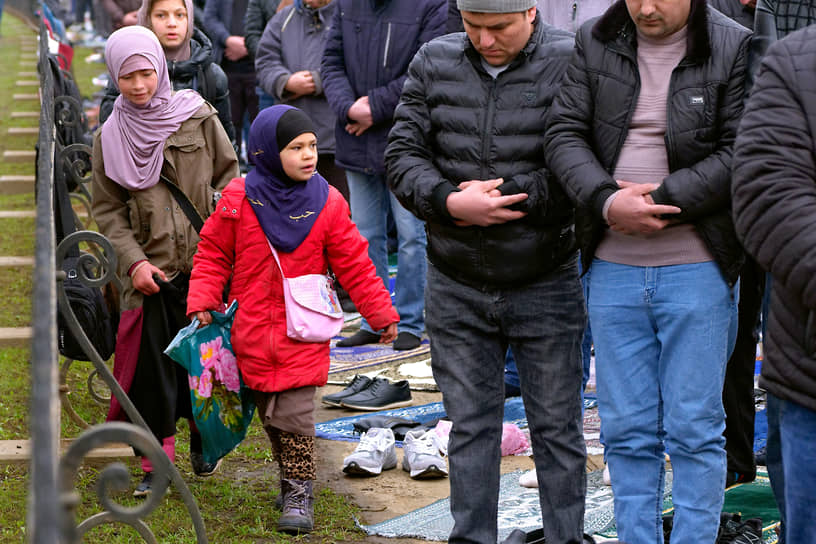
[266,238,286,279]
[53,152,80,258]
[160,174,205,233]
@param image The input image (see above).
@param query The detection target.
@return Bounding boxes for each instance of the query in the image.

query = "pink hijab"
[137,0,195,61]
[100,26,204,190]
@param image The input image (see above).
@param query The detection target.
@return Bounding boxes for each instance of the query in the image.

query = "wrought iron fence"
[29,17,208,543]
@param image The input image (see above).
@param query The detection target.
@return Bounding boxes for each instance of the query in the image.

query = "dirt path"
[313,385,536,544]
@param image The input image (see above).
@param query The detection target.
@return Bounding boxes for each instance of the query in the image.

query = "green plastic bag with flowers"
[165,300,255,464]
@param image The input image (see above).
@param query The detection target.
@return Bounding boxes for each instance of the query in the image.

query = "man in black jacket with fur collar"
[545,0,750,542]
[387,1,585,542]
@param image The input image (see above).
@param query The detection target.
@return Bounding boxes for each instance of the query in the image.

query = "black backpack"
[54,136,118,362]
[57,255,118,362]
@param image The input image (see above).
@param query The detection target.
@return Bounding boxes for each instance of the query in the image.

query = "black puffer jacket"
[99,28,235,145]
[544,0,750,286]
[386,16,576,289]
[732,26,816,411]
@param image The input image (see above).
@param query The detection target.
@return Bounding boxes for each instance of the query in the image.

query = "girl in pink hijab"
[91,25,239,498]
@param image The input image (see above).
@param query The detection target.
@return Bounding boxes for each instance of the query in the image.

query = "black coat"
[544,0,751,285]
[386,16,577,288]
[243,0,281,59]
[732,25,816,411]
[99,28,235,145]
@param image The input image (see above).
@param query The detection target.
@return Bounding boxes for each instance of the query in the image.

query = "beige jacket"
[92,103,239,310]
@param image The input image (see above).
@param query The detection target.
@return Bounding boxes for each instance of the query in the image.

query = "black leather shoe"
[392,332,421,351]
[321,375,373,407]
[340,377,413,411]
[336,329,381,347]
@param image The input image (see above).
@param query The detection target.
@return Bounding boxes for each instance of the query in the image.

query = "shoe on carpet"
[190,452,222,477]
[133,472,154,498]
[277,479,314,534]
[717,513,763,544]
[754,446,767,466]
[402,429,448,479]
[500,528,547,544]
[725,471,755,488]
[321,374,373,407]
[343,427,398,476]
[336,329,381,347]
[519,469,538,488]
[392,331,421,351]
[340,377,413,411]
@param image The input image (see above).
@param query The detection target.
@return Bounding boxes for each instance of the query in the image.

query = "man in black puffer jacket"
[544,0,750,542]
[732,25,816,544]
[387,2,586,543]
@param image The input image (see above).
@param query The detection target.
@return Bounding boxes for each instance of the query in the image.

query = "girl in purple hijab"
[186,105,398,533]
[91,25,240,498]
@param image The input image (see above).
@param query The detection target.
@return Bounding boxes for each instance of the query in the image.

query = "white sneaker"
[603,463,611,486]
[342,427,397,476]
[519,469,538,488]
[402,429,448,479]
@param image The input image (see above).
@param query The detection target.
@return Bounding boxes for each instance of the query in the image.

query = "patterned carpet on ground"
[328,332,430,375]
[361,470,780,542]
[360,469,671,540]
[315,396,530,445]
[329,270,432,375]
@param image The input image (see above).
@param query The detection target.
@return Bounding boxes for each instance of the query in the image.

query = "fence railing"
[29,17,208,544]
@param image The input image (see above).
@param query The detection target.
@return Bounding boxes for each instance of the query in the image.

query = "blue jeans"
[588,259,738,544]
[774,393,816,543]
[346,170,426,337]
[256,86,275,111]
[765,393,785,543]
[426,260,587,544]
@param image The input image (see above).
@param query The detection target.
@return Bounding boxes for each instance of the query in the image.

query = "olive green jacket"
[92,102,239,310]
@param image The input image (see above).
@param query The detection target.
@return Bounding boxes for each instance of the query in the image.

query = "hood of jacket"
[167,27,215,81]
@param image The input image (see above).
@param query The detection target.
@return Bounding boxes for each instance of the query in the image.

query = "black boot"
[277,479,314,534]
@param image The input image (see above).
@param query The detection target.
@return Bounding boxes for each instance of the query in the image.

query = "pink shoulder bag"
[267,239,344,343]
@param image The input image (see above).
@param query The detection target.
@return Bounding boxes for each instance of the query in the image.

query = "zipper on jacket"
[281,7,296,32]
[479,78,498,180]
[382,22,392,68]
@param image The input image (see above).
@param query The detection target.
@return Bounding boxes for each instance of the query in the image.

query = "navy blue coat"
[321,0,446,175]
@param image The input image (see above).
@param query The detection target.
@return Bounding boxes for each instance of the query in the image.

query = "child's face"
[280,133,318,182]
[118,69,158,106]
[150,0,188,50]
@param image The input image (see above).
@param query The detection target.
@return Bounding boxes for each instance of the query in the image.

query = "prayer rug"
[316,396,529,444]
[359,468,658,540]
[328,335,430,375]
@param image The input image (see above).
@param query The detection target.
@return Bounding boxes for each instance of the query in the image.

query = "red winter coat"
[187,178,399,393]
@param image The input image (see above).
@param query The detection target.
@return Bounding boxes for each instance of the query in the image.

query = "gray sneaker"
[401,429,448,479]
[342,427,397,476]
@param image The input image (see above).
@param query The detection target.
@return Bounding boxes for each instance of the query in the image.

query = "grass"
[0,12,372,543]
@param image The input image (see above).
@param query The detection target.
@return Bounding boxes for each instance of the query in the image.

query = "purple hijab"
[245,105,329,253]
[100,26,204,191]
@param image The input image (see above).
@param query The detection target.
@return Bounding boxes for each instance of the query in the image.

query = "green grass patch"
[0,268,31,327]
[0,194,35,210]
[0,217,35,255]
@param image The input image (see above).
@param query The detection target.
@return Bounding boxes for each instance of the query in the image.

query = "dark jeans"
[723,258,765,478]
[225,70,259,152]
[426,259,587,544]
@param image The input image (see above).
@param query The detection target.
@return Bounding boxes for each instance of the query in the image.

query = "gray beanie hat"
[456,0,536,12]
